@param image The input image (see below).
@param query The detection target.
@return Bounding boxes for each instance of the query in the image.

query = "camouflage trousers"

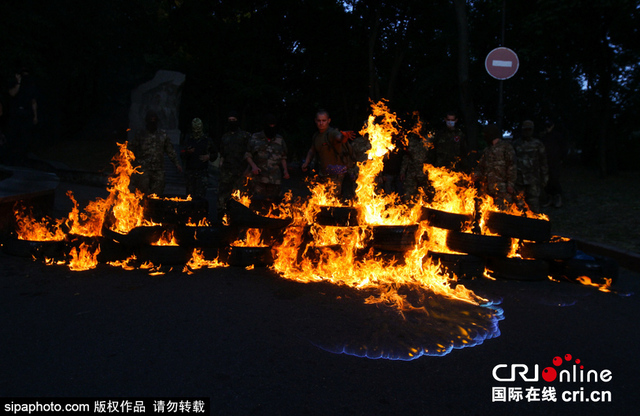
[185,169,208,200]
[218,169,248,211]
[403,172,429,201]
[317,173,345,200]
[490,191,515,211]
[516,183,542,213]
[250,181,281,201]
[132,169,165,196]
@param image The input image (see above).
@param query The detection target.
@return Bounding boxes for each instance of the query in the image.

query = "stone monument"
[127,70,186,146]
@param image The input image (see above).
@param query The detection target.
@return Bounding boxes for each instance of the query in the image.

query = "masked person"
[301,110,355,199]
[513,120,548,213]
[181,118,217,200]
[245,114,289,208]
[218,111,252,211]
[129,111,182,196]
[400,132,430,202]
[473,124,517,210]
[429,111,468,171]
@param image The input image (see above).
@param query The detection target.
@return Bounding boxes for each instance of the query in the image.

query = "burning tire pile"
[0,101,618,359]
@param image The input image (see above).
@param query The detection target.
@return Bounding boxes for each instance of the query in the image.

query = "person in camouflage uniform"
[218,112,251,210]
[400,132,430,201]
[245,114,289,205]
[301,110,355,199]
[181,118,217,200]
[347,133,371,197]
[429,111,468,171]
[513,120,549,213]
[473,124,517,209]
[129,111,182,196]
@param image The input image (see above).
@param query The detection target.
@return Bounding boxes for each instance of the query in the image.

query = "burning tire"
[228,246,274,267]
[518,236,576,260]
[174,225,234,248]
[420,207,472,231]
[227,199,292,229]
[485,211,551,242]
[315,206,359,227]
[486,257,550,281]
[445,231,512,258]
[102,225,166,247]
[143,195,208,225]
[371,224,420,252]
[2,237,66,260]
[426,250,485,279]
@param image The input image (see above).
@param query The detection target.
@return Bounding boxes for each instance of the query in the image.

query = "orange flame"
[13,205,66,241]
[152,229,179,246]
[68,243,100,271]
[183,249,228,274]
[576,276,613,293]
[232,228,267,247]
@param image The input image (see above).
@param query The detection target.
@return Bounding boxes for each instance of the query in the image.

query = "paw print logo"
[542,353,583,382]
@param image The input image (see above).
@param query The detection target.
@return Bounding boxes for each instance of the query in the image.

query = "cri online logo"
[493,354,613,383]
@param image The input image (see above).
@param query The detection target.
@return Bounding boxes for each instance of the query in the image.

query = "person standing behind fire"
[301,110,355,198]
[129,111,182,196]
[400,132,430,201]
[245,114,289,206]
[6,68,38,164]
[429,111,468,171]
[540,118,568,208]
[473,124,517,210]
[346,133,371,199]
[181,118,217,200]
[513,120,548,213]
[218,111,252,210]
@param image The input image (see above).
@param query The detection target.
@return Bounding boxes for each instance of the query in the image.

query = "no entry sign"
[485,47,519,80]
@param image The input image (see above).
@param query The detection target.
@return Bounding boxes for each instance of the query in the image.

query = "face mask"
[228,120,239,131]
[446,120,456,128]
[146,120,158,133]
[264,126,277,139]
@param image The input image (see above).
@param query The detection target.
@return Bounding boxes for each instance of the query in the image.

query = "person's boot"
[554,194,563,208]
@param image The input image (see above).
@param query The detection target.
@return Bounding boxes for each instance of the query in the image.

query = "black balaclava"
[145,111,159,133]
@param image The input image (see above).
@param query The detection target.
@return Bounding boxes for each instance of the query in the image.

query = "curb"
[566,235,640,273]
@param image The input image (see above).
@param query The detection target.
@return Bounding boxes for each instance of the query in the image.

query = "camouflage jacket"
[430,127,468,170]
[475,139,517,196]
[513,137,549,186]
[130,129,181,172]
[245,132,288,185]
[400,134,429,178]
[220,129,251,174]
[181,134,217,171]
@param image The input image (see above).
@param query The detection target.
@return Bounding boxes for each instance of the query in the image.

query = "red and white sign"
[485,47,519,80]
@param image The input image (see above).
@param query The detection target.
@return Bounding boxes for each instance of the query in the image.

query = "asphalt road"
[1,181,639,416]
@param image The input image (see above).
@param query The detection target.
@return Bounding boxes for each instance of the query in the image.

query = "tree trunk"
[368,8,381,101]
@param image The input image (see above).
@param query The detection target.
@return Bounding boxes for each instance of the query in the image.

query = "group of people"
[474,119,565,213]
[128,110,289,216]
[128,108,564,220]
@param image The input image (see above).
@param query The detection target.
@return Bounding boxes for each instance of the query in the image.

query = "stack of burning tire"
[312,205,422,263]
[301,205,361,264]
[442,211,618,285]
[421,207,486,280]
[224,199,291,267]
